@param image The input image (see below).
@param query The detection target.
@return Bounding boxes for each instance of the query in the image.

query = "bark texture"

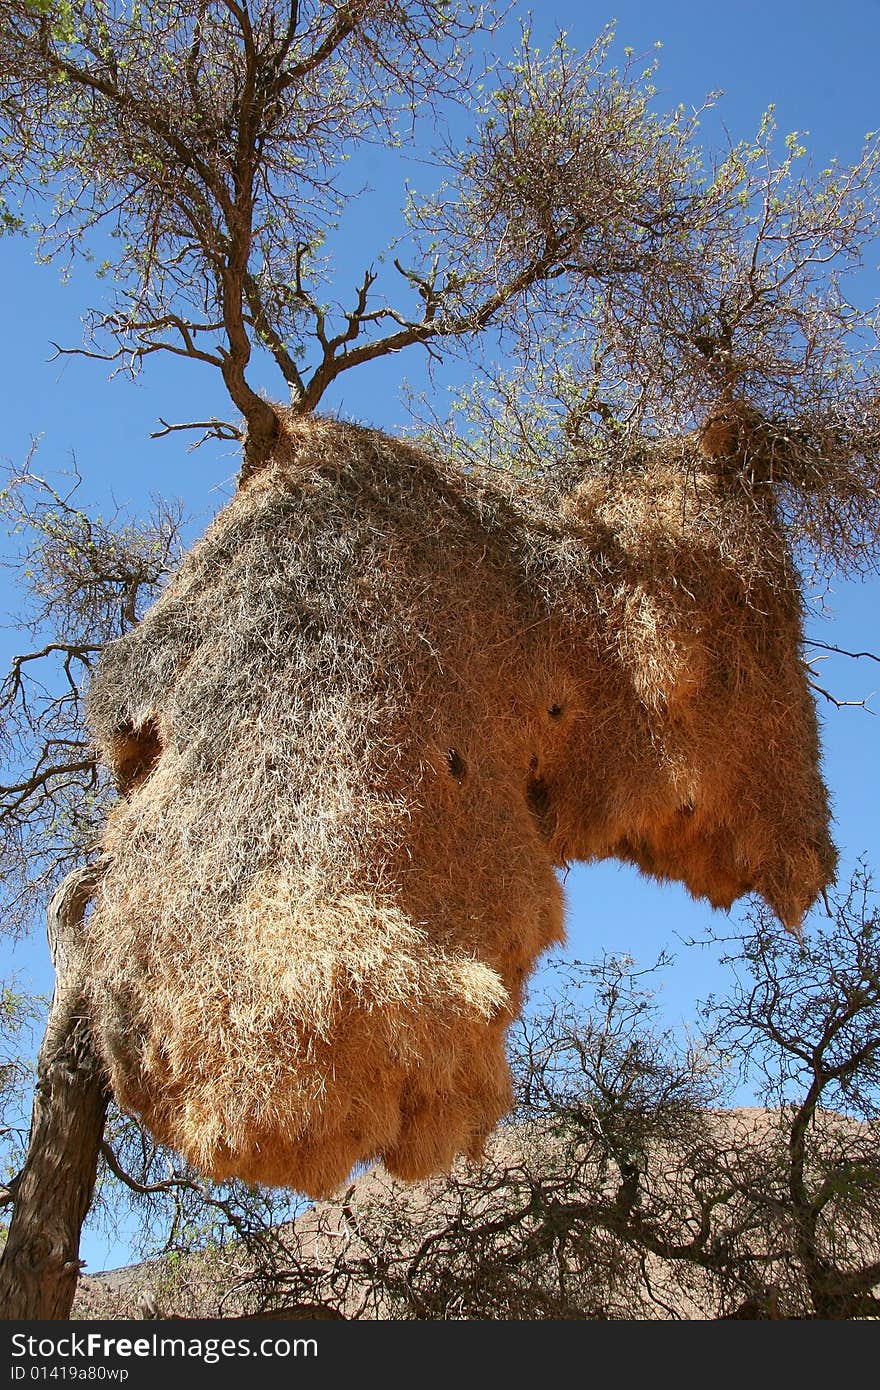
[0,862,108,1319]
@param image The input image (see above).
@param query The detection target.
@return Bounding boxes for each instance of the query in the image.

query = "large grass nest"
[83,413,836,1198]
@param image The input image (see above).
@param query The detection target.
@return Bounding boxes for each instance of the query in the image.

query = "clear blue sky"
[1,1,879,1270]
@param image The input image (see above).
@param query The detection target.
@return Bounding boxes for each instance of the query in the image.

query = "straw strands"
[83,413,835,1196]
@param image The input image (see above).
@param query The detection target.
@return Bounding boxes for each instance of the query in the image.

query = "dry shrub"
[83,413,835,1197]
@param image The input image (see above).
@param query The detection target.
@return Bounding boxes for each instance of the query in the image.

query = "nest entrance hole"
[446,748,467,783]
[112,717,163,795]
[526,757,554,841]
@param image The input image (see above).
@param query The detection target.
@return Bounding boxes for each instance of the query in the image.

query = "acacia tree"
[0,1,717,475]
[3,3,879,522]
[1,1,880,1318]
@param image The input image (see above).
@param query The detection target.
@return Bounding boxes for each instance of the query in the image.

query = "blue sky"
[1,1,879,1269]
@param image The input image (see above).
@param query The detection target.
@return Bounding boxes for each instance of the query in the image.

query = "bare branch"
[806,639,880,665]
[151,418,244,447]
[808,679,874,712]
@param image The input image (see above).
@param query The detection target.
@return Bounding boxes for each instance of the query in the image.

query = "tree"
[0,3,715,474]
[1,1,879,1318]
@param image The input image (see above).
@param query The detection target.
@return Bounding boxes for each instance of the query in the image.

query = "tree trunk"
[0,862,108,1319]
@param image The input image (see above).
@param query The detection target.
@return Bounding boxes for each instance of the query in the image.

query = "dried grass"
[83,414,835,1196]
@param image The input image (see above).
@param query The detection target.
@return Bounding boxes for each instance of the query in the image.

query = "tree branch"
[151,417,243,446]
